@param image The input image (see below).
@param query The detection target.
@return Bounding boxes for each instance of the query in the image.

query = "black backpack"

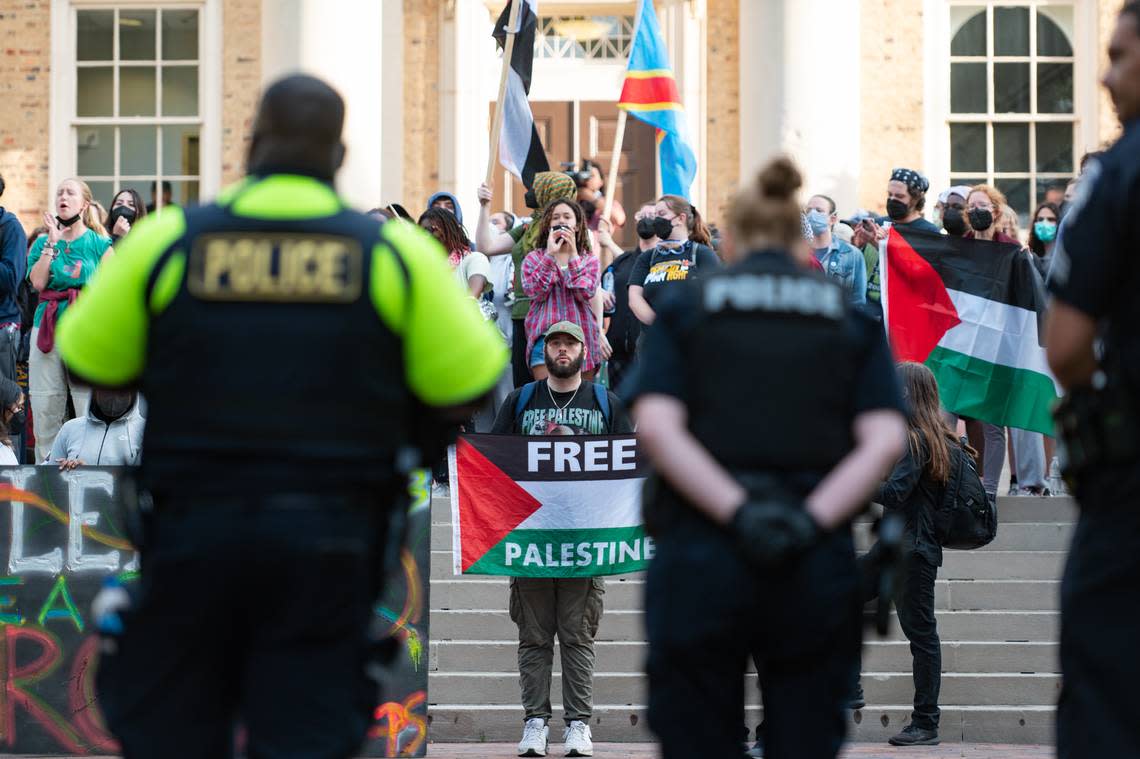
[935,439,997,549]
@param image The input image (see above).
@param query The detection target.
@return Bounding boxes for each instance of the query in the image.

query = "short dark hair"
[150,180,173,194]
[811,194,837,214]
[0,173,5,197]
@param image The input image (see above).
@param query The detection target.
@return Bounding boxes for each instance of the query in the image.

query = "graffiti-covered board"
[0,466,430,756]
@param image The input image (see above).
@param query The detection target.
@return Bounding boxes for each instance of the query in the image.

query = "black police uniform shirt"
[629,249,905,483]
[492,380,634,435]
[628,240,721,307]
[1050,118,1140,399]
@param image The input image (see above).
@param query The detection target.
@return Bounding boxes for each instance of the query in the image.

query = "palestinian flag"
[492,0,549,190]
[883,227,1059,435]
[448,434,651,578]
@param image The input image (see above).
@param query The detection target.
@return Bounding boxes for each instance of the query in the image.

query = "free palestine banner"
[448,434,652,578]
[882,226,1060,435]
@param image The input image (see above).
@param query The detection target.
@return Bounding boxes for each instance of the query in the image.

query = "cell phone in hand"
[552,224,571,234]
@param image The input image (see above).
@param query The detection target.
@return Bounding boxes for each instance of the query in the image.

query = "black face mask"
[885,199,910,221]
[967,208,994,232]
[107,205,137,229]
[942,207,968,237]
[652,217,674,240]
[7,409,25,434]
[95,392,134,420]
[636,218,658,240]
[56,214,81,228]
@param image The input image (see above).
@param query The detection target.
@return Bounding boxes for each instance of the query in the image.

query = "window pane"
[154,180,199,209]
[1036,122,1074,173]
[121,126,158,176]
[1036,177,1070,207]
[994,62,1030,113]
[76,126,115,176]
[951,177,987,190]
[77,10,113,61]
[120,10,156,61]
[951,63,987,113]
[162,10,199,60]
[83,181,116,213]
[77,67,113,117]
[1038,63,1074,113]
[161,66,199,116]
[951,7,986,56]
[950,123,987,173]
[994,7,1029,56]
[995,179,1030,225]
[120,67,157,116]
[994,123,1029,172]
[162,125,201,176]
[1037,7,1074,56]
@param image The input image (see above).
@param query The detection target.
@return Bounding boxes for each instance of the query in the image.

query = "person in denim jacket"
[805,194,867,304]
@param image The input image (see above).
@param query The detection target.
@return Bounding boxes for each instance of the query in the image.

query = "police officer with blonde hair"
[56,74,507,758]
[628,157,907,758]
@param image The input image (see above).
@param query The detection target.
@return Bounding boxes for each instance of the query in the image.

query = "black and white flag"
[493,0,549,190]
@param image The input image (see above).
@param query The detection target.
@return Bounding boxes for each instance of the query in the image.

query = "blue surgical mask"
[806,209,831,236]
[1033,220,1057,243]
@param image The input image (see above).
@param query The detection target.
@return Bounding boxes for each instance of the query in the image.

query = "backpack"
[513,381,612,431]
[935,438,997,549]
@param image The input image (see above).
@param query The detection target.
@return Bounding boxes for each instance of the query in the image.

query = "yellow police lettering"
[191,235,363,302]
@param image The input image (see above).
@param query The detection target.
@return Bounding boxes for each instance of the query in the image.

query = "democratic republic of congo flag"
[882,227,1060,434]
[618,0,697,199]
[449,434,651,578]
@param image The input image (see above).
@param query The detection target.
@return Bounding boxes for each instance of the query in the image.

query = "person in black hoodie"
[858,361,974,747]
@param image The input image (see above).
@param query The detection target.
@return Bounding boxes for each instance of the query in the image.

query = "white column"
[739,0,861,212]
[260,0,400,210]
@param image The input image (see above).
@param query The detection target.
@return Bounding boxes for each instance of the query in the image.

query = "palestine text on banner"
[882,226,1060,434]
[448,434,652,578]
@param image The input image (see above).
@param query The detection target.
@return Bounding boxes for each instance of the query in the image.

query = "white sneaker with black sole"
[518,718,549,757]
[563,720,593,757]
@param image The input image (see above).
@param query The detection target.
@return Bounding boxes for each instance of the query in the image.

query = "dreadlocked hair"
[417,207,471,256]
[533,199,592,255]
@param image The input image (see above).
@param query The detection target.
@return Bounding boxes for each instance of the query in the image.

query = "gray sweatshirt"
[45,401,144,466]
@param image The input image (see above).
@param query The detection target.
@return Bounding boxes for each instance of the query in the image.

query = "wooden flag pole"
[601,109,628,226]
[486,0,524,189]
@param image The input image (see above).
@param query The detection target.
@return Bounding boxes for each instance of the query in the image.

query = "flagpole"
[601,109,628,226]
[486,0,524,189]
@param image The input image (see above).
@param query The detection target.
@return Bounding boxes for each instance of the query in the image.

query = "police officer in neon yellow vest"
[56,74,507,758]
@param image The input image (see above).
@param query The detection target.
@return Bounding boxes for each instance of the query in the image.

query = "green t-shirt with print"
[28,229,112,327]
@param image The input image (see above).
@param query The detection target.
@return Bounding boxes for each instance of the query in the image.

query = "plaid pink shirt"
[521,250,601,373]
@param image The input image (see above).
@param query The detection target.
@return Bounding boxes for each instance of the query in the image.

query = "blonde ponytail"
[65,178,108,237]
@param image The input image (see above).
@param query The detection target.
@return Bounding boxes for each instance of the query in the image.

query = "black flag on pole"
[493,0,549,190]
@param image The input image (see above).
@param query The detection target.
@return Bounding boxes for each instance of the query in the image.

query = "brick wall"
[858,0,926,213]
[705,0,739,225]
[402,0,440,209]
[0,0,50,230]
[221,0,260,186]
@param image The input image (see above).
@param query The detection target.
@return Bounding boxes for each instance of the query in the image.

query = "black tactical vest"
[138,193,410,497]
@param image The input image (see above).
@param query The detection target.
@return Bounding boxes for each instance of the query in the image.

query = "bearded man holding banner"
[491,320,633,757]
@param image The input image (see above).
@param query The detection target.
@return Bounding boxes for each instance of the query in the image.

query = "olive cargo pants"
[510,576,605,724]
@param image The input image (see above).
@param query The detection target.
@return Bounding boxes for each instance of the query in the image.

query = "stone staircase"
[427,495,1074,744]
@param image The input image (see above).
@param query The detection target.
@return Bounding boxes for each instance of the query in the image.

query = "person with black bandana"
[45,389,144,469]
[885,168,939,234]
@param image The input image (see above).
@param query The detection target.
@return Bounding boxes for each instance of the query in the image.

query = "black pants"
[511,317,531,388]
[646,515,860,759]
[1058,491,1140,759]
[859,546,941,730]
[97,495,386,759]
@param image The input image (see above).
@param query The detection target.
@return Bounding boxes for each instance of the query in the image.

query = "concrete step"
[431,578,1059,612]
[431,549,1066,581]
[430,640,1059,675]
[427,704,1055,744]
[427,671,1060,708]
[429,494,1077,526]
[432,609,1058,643]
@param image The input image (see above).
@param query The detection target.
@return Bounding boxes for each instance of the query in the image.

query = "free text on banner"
[0,466,431,758]
[448,433,653,578]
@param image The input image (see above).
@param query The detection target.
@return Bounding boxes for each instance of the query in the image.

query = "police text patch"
[188,234,364,302]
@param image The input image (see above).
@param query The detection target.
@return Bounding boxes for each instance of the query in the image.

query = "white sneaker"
[518,718,549,757]
[563,720,593,757]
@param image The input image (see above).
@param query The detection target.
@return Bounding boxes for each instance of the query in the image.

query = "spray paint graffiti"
[0,466,432,757]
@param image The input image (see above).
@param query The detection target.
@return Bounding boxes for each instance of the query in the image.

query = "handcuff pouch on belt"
[1054,361,1139,490]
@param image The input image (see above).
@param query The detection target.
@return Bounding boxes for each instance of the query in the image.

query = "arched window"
[948,3,1075,224]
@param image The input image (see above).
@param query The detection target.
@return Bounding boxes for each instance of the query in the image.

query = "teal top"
[27,229,112,327]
